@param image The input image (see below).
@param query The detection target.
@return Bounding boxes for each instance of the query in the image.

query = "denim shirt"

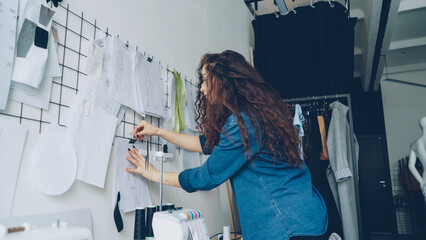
[179,113,327,240]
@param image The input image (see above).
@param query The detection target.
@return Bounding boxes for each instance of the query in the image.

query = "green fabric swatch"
[173,70,187,133]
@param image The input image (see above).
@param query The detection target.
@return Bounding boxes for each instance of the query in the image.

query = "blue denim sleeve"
[198,135,212,155]
[179,115,259,193]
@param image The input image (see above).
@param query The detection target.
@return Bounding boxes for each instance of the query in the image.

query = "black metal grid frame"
[0,3,198,152]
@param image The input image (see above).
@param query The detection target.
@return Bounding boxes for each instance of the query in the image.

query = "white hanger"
[274,11,280,18]
[345,0,350,18]
[273,4,280,18]
[291,0,298,14]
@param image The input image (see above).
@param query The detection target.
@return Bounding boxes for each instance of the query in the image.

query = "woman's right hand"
[133,120,160,140]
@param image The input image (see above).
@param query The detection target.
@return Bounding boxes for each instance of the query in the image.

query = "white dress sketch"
[92,37,122,117]
[144,70,154,109]
[114,138,152,212]
[134,52,164,118]
[85,41,104,78]
[108,38,138,112]
[184,81,197,132]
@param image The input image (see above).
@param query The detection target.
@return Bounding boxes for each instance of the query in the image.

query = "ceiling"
[245,0,426,92]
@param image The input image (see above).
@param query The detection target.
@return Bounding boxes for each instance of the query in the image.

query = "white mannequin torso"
[408,116,426,199]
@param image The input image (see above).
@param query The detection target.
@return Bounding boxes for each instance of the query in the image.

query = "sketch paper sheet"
[134,52,164,118]
[108,38,139,113]
[92,37,122,117]
[158,70,174,141]
[114,138,152,212]
[0,124,27,218]
[166,70,173,113]
[8,32,60,110]
[116,105,127,127]
[0,0,18,110]
[29,124,77,196]
[74,74,121,121]
[12,0,54,88]
[85,41,104,78]
[184,81,197,132]
[165,70,174,120]
[67,95,118,188]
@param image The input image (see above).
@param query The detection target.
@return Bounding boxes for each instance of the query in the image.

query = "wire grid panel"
[395,207,414,235]
[390,158,416,236]
[1,3,197,152]
[391,160,403,197]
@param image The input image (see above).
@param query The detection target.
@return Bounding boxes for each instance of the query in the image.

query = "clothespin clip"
[128,137,138,144]
[46,0,63,7]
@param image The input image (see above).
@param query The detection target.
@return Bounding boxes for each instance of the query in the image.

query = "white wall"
[2,0,254,239]
[381,71,426,195]
[69,0,255,79]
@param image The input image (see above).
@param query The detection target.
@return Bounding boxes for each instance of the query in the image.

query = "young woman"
[126,50,327,240]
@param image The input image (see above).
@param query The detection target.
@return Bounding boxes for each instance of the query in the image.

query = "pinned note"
[85,41,104,78]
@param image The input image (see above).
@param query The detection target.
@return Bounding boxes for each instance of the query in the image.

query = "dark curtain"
[252,2,357,98]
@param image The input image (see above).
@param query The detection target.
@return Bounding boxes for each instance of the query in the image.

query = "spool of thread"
[165,203,175,211]
[134,208,146,240]
[156,205,166,212]
[146,205,157,238]
[223,225,231,240]
[157,203,174,211]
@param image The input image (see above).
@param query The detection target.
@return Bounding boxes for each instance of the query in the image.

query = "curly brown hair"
[195,50,302,165]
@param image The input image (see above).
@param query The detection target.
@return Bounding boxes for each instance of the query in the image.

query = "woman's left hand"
[125,146,159,181]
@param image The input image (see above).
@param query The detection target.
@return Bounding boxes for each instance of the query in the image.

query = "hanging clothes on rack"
[318,115,330,160]
[293,104,305,158]
[293,104,305,137]
[285,94,362,240]
[301,102,343,238]
[326,101,360,240]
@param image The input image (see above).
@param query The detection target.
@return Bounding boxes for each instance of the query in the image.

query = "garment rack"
[284,93,363,240]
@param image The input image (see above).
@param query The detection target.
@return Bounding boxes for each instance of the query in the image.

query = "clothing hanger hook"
[345,0,350,18]
[310,0,315,8]
[292,0,298,14]
[287,0,297,14]
[273,10,280,18]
